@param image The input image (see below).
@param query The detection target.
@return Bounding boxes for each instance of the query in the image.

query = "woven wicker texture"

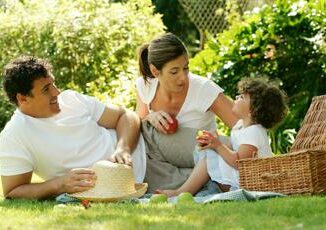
[178,1,276,35]
[239,95,326,195]
[179,0,227,35]
[239,150,326,194]
[290,95,326,152]
[70,161,147,201]
[178,0,249,35]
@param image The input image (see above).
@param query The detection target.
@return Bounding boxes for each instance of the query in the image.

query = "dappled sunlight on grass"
[0,194,326,229]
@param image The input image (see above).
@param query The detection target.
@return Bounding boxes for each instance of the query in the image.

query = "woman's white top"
[136,73,224,132]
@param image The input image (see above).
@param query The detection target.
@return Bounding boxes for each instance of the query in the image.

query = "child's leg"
[157,157,210,197]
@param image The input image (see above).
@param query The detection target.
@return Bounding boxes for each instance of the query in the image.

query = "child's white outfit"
[194,119,272,190]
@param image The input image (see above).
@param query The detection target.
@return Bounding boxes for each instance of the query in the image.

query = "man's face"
[22,76,61,118]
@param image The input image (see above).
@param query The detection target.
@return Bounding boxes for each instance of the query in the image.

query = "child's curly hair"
[238,77,288,129]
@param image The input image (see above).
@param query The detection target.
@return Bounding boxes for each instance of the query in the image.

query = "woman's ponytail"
[138,43,153,83]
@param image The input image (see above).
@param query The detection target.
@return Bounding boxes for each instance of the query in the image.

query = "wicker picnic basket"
[239,95,326,195]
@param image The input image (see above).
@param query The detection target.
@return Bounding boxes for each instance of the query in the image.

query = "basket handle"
[261,171,288,180]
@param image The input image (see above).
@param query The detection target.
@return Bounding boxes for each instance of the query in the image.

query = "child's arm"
[197,130,257,169]
[215,144,257,169]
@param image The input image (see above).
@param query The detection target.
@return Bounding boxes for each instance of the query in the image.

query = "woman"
[136,33,238,192]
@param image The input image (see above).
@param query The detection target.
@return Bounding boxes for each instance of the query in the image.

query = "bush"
[151,0,200,55]
[0,0,165,130]
[190,0,326,153]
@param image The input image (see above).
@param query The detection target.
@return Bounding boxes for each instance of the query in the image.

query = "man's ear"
[149,64,160,77]
[16,93,28,106]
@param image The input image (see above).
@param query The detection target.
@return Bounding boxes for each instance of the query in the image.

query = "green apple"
[177,192,194,204]
[197,130,204,138]
[196,130,208,147]
[150,194,168,204]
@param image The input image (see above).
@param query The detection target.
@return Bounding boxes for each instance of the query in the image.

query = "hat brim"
[69,183,148,202]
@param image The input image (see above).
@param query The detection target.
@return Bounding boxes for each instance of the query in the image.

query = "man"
[0,56,146,199]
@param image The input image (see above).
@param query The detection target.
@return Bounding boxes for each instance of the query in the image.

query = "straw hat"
[69,160,148,202]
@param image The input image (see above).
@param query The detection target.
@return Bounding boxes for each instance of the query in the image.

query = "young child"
[157,77,288,196]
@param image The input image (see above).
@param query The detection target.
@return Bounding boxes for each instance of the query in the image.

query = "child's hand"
[196,130,222,151]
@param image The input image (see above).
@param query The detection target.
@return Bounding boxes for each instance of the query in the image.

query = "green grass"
[1,177,326,229]
[1,195,326,229]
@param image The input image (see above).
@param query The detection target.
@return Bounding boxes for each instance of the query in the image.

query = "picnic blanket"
[191,189,286,203]
[142,189,286,204]
[57,189,286,204]
[141,120,199,192]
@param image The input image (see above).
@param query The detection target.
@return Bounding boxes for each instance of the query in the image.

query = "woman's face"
[156,55,189,93]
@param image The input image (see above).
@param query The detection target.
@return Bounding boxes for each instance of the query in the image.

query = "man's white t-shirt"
[0,90,146,182]
[136,73,224,132]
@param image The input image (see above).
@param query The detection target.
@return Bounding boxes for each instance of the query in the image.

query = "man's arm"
[2,168,96,199]
[135,92,150,119]
[97,104,141,165]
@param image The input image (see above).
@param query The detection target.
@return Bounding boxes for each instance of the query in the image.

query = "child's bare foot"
[155,189,180,197]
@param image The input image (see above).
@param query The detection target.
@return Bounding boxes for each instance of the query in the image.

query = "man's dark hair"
[2,56,52,105]
[238,77,288,129]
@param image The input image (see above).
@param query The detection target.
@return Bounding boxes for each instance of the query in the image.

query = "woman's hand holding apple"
[164,116,178,134]
[145,111,178,134]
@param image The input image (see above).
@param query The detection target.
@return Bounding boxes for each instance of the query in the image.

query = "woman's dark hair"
[238,77,288,129]
[2,56,52,106]
[138,33,188,83]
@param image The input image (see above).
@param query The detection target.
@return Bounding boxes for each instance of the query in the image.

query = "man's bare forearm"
[115,109,141,154]
[5,177,63,200]
[3,168,96,200]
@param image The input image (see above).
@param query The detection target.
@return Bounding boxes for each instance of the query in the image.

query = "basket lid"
[290,95,326,152]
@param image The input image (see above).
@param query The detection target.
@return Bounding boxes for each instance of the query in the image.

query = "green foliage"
[151,0,200,55]
[270,128,296,154]
[0,89,12,129]
[0,0,164,130]
[191,0,326,153]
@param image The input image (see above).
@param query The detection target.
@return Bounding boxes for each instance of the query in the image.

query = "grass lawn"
[1,175,326,230]
[1,195,326,229]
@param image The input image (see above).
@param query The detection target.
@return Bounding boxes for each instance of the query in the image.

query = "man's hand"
[2,168,97,199]
[58,168,97,194]
[98,105,139,167]
[109,149,133,166]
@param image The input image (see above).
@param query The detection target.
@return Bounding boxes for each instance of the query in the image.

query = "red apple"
[165,116,178,134]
